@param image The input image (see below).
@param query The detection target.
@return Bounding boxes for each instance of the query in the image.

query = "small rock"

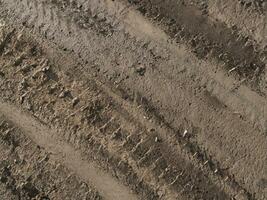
[72,97,80,107]
[155,137,160,142]
[41,65,50,72]
[183,129,188,137]
[19,93,28,104]
[14,159,19,164]
[149,128,155,132]
[59,90,69,98]
[135,65,146,76]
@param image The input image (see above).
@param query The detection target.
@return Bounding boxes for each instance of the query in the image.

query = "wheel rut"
[0,101,139,200]
[0,0,266,199]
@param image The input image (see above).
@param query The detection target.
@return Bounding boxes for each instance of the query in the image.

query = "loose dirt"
[0,0,266,199]
[0,101,138,200]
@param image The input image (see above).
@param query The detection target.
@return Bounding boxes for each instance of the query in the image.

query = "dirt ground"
[0,0,266,199]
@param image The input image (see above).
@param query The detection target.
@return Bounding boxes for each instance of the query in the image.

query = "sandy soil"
[0,0,266,199]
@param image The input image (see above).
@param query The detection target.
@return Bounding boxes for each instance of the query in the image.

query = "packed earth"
[0,0,266,199]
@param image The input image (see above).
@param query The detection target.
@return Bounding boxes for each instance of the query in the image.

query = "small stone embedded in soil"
[19,92,28,104]
[183,129,188,137]
[154,137,161,143]
[149,128,155,132]
[59,90,69,98]
[72,97,80,107]
[135,65,146,76]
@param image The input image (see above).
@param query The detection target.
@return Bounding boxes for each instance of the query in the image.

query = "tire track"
[0,101,139,200]
[0,116,102,200]
[0,27,232,199]
[0,0,266,199]
[125,0,266,95]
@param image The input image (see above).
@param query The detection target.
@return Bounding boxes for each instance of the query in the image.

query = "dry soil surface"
[0,0,266,200]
